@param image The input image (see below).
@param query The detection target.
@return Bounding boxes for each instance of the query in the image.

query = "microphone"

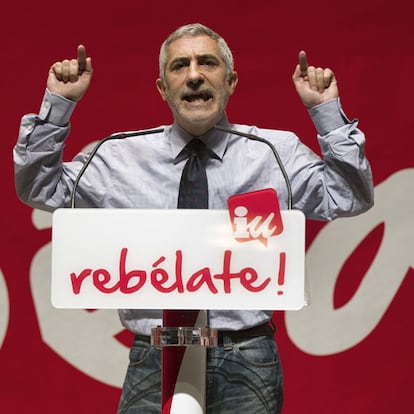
[70,127,165,208]
[214,124,293,210]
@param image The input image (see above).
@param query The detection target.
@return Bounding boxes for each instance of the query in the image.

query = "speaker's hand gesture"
[47,45,93,102]
[292,50,338,108]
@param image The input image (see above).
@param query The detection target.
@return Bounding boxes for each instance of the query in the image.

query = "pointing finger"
[299,50,308,75]
[77,44,87,73]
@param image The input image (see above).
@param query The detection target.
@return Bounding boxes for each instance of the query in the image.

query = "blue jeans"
[118,335,284,413]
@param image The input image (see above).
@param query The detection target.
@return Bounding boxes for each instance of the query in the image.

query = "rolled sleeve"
[39,89,77,126]
[308,98,352,136]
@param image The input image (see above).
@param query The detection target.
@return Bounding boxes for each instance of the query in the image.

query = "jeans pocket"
[128,339,157,367]
[119,339,162,413]
[235,336,279,367]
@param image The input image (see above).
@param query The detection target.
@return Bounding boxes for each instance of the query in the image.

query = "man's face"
[156,35,238,136]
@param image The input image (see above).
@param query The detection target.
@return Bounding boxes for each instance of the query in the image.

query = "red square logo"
[228,189,284,247]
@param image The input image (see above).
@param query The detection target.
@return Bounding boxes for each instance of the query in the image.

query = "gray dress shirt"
[14,90,374,334]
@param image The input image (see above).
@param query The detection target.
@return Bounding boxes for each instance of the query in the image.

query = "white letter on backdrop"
[285,169,414,355]
[0,267,9,350]
[29,209,128,387]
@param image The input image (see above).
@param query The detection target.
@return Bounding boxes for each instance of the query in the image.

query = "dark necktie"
[177,139,210,209]
[163,139,211,403]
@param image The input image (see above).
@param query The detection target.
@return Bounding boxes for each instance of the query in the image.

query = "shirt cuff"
[38,89,77,126]
[308,98,351,136]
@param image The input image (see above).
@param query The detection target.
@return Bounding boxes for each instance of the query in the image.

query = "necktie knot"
[183,139,210,164]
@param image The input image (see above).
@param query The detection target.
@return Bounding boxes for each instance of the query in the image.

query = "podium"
[51,206,306,413]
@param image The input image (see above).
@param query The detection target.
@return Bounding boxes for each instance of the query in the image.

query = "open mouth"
[182,92,213,103]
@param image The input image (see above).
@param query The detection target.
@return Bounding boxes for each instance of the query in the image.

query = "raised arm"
[14,45,93,211]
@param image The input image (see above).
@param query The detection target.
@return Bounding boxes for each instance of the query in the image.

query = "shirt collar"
[170,117,231,164]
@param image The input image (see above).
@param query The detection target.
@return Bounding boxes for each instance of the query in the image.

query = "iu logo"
[228,189,284,247]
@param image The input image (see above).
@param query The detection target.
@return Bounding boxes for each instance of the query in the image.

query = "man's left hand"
[292,50,338,108]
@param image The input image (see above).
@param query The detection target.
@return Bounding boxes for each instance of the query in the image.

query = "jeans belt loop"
[222,335,233,350]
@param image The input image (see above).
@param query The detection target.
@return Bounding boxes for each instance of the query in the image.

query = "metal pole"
[152,310,217,414]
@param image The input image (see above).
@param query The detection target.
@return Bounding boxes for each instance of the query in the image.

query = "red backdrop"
[2,1,413,413]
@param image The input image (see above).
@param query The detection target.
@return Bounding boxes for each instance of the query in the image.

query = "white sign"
[51,208,305,310]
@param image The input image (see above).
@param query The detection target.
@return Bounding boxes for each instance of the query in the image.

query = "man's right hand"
[47,45,93,102]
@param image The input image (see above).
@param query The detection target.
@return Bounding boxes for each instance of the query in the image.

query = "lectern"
[52,199,306,413]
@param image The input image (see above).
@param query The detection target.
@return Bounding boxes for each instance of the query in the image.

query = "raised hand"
[292,50,338,108]
[47,45,93,102]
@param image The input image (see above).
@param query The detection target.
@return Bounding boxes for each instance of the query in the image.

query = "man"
[14,23,374,413]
